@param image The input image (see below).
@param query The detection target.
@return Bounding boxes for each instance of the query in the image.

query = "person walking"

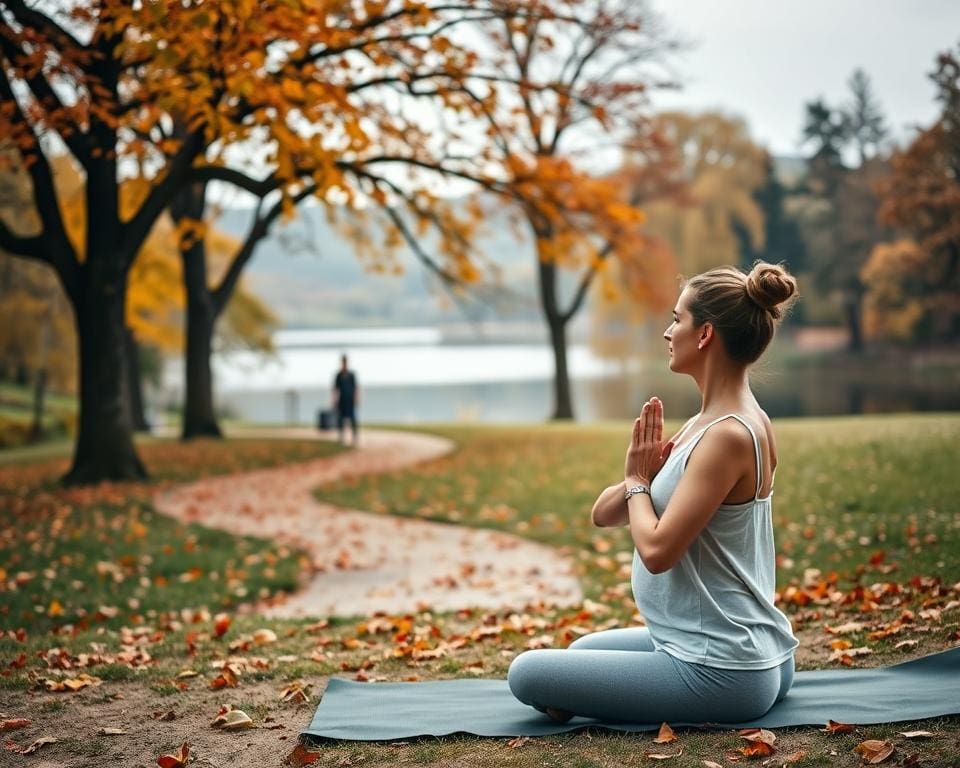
[332,353,359,446]
[508,261,800,725]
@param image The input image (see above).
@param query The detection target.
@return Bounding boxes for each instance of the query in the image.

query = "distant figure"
[332,354,359,446]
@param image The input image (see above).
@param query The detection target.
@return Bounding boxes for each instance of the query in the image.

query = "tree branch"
[212,183,318,313]
[561,241,614,324]
[0,0,86,53]
[0,53,79,299]
[188,165,283,198]
[0,28,91,169]
[122,129,205,269]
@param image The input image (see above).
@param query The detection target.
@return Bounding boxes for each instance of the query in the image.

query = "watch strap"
[624,484,650,501]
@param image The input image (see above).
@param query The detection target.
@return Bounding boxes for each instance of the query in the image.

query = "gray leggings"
[508,627,794,724]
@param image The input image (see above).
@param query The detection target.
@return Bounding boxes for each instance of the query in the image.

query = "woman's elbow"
[637,546,677,574]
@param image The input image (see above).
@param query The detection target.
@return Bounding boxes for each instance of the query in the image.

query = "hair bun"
[745,262,797,320]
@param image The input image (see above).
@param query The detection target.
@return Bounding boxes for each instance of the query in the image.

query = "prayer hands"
[624,397,674,487]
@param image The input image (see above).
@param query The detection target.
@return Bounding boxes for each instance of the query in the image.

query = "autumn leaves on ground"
[2,416,960,768]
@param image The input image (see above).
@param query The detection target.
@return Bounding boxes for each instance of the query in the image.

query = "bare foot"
[545,706,574,723]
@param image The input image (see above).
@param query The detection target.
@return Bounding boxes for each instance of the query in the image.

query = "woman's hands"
[624,397,674,486]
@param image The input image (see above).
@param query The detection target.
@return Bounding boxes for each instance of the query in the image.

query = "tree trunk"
[123,326,151,432]
[844,289,863,353]
[63,264,146,485]
[535,251,575,420]
[173,181,223,440]
[29,366,46,442]
[546,314,574,420]
[181,284,222,439]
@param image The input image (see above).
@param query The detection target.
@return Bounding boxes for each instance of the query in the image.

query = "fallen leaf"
[20,736,58,754]
[897,731,933,739]
[654,722,678,744]
[214,613,231,638]
[853,739,895,764]
[41,673,102,692]
[253,628,278,646]
[285,743,322,766]
[644,748,682,760]
[209,665,239,689]
[781,750,806,764]
[507,736,530,748]
[153,710,177,721]
[0,719,30,731]
[157,742,190,768]
[97,727,127,735]
[739,728,776,745]
[176,670,199,680]
[211,707,255,730]
[702,762,723,768]
[279,680,312,704]
[823,719,857,733]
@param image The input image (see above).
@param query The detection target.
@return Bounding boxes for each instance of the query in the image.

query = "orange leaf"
[157,742,190,768]
[0,719,31,731]
[654,722,678,744]
[284,744,322,766]
[853,739,895,764]
[214,613,231,638]
[822,719,857,733]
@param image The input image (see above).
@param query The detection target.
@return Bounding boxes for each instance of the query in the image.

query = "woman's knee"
[507,650,542,704]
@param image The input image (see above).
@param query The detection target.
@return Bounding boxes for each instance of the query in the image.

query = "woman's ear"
[697,323,714,350]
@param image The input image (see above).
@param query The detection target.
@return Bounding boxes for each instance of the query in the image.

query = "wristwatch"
[624,483,650,501]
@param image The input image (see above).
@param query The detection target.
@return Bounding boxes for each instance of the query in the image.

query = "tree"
[736,154,807,277]
[845,68,888,165]
[798,70,891,350]
[0,1,510,482]
[452,0,681,419]
[864,44,960,343]
[641,111,768,276]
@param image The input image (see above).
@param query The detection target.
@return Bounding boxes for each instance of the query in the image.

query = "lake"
[159,327,960,425]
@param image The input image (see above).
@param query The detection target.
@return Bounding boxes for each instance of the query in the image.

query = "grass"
[317,414,960,591]
[0,436,345,634]
[1,415,959,767]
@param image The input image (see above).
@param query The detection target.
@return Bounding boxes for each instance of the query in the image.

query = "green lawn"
[319,414,960,592]
[0,416,958,767]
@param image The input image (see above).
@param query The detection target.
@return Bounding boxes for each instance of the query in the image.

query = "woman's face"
[663,287,698,372]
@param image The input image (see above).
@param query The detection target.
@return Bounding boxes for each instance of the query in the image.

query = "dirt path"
[155,427,582,618]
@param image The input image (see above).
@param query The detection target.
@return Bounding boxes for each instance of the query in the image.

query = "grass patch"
[0,436,344,634]
[1,417,959,768]
[316,415,960,589]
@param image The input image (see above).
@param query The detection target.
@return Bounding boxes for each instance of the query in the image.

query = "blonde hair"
[683,261,798,364]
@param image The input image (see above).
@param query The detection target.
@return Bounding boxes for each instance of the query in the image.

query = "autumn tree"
[798,69,891,350]
[0,1,513,482]
[640,112,768,276]
[863,43,960,342]
[441,0,681,419]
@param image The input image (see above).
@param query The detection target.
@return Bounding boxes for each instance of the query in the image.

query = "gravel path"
[154,427,583,618]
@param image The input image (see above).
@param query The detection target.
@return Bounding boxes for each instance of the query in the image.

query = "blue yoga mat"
[304,648,960,740]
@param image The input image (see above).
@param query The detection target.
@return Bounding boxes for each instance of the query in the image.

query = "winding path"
[154,427,583,618]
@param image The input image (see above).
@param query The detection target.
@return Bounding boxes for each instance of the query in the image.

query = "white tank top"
[631,413,799,670]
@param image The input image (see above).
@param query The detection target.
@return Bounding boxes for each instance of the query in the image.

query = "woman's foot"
[545,706,574,723]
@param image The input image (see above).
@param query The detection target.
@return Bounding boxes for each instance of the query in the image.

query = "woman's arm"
[628,419,751,573]
[591,481,629,527]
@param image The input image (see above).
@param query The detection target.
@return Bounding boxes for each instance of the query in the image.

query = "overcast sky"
[646,0,960,157]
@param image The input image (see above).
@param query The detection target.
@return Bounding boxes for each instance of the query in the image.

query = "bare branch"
[561,241,613,324]
[188,165,282,198]
[212,183,317,312]
[122,129,205,268]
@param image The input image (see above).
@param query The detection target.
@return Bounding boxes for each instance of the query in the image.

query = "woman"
[508,261,800,725]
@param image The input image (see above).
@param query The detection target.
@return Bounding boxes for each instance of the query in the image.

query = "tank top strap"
[725,414,763,500]
[683,413,763,500]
